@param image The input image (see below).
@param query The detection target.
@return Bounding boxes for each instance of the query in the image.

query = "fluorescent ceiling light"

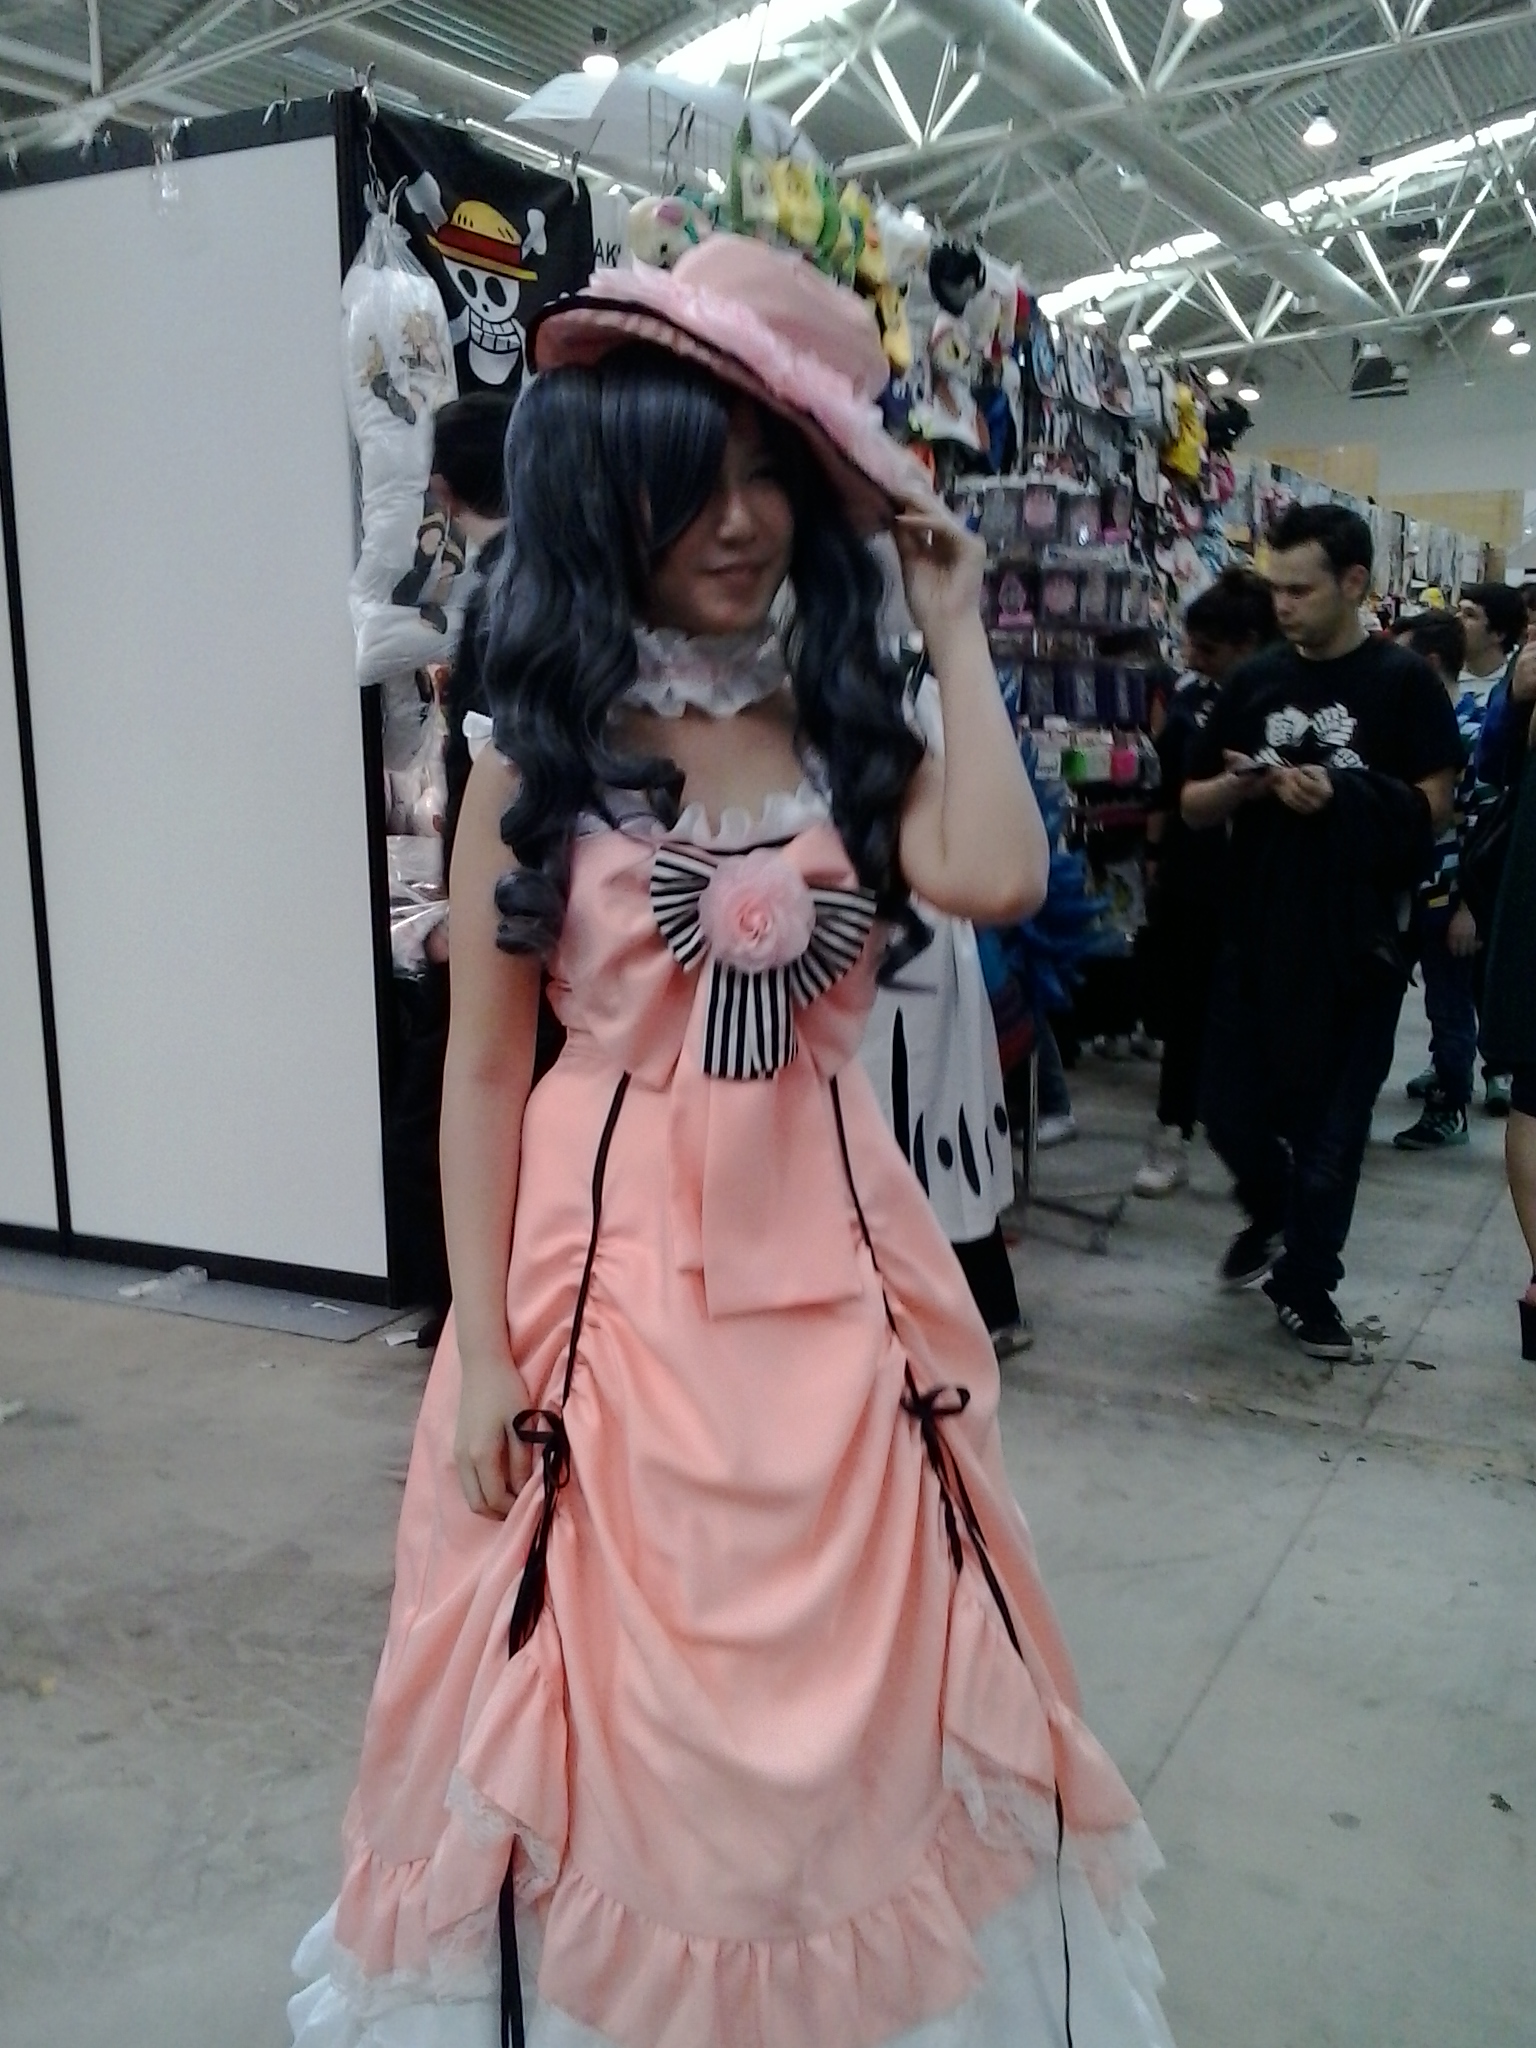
[792,55,847,124]
[706,166,727,193]
[1511,334,1531,356]
[1134,229,1220,270]
[1206,365,1230,386]
[1492,312,1516,335]
[1417,244,1444,260]
[930,68,982,140]
[1444,269,1471,290]
[659,0,850,87]
[1237,384,1260,401]
[870,44,923,147]
[583,50,619,78]
[1302,108,1337,149]
[1080,304,1107,326]
[1127,333,1151,350]
[1182,0,1222,16]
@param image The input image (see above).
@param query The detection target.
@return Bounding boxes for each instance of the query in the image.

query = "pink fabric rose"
[697,850,816,972]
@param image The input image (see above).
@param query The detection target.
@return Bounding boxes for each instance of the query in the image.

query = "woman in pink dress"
[291,238,1174,2048]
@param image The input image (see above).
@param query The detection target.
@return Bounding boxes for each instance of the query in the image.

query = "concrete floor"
[2,990,1534,2048]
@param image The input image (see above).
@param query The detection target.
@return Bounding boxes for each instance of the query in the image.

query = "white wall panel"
[0,527,56,1231]
[0,136,387,1274]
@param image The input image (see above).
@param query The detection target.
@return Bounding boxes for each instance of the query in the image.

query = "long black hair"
[478,344,924,957]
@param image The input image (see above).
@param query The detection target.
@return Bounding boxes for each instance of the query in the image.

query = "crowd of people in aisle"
[1030,511,1536,1363]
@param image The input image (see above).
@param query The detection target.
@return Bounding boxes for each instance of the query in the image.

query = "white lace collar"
[628,626,790,720]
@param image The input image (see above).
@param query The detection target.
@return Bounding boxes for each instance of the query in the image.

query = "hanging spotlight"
[1511,333,1532,357]
[1207,365,1230,386]
[1302,107,1337,149]
[1443,269,1472,291]
[1080,303,1107,327]
[1417,245,1445,262]
[1237,384,1261,402]
[1127,333,1152,351]
[583,25,619,78]
[1181,0,1223,18]
[1492,312,1516,336]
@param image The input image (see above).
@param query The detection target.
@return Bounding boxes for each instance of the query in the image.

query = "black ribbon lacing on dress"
[499,1071,631,2048]
[829,1077,1075,2048]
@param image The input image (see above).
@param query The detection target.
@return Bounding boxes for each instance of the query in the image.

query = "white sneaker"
[1035,1112,1079,1149]
[1134,1128,1189,1198]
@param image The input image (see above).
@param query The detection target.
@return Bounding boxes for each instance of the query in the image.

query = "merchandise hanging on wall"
[365,109,595,396]
[341,192,463,699]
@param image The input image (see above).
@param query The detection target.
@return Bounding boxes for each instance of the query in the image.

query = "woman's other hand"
[454,1351,536,1517]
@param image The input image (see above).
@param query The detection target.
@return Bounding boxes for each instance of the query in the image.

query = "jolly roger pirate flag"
[363,108,594,396]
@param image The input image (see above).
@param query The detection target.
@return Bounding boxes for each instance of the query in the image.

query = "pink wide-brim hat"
[529,236,936,533]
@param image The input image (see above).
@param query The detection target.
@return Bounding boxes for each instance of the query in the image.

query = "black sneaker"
[1219,1223,1282,1290]
[1392,1100,1470,1151]
[1263,1277,1355,1361]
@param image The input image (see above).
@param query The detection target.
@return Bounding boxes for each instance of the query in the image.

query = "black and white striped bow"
[650,845,877,1081]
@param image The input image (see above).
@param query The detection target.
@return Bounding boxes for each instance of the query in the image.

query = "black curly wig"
[476,343,926,958]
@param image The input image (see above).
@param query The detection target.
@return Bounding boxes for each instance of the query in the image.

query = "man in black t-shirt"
[1183,505,1462,1360]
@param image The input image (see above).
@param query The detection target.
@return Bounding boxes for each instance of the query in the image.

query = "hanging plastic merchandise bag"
[340,188,467,694]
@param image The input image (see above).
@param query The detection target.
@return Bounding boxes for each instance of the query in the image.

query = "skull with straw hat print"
[429,199,547,386]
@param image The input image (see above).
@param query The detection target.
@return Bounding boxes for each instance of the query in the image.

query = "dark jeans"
[1153,918,1221,1138]
[1418,917,1478,1108]
[1201,952,1406,1299]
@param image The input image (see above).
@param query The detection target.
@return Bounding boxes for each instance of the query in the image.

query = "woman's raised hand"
[892,500,988,653]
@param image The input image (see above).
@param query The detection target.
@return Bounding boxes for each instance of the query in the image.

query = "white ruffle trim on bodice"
[290,1854,1174,2048]
[600,777,832,851]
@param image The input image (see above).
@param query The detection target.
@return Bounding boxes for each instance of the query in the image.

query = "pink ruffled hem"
[322,1570,1159,2048]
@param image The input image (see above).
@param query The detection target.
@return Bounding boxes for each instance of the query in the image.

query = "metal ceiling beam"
[1180,285,1536,358]
[308,22,534,105]
[0,0,395,143]
[111,0,259,89]
[917,0,1380,322]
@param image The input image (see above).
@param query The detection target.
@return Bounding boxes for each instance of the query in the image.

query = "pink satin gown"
[290,817,1174,2048]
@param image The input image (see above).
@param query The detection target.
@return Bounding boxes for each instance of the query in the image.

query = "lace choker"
[629,627,790,720]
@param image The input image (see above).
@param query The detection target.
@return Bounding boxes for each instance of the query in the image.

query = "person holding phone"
[1182,505,1462,1361]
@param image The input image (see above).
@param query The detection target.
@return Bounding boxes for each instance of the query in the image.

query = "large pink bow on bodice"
[548,824,882,1318]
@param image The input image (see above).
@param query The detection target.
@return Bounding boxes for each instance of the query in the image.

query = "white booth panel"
[0,532,57,1231]
[0,137,387,1275]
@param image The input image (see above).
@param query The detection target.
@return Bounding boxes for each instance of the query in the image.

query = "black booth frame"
[0,94,400,1304]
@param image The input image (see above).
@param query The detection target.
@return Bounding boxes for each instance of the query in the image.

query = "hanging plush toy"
[877,200,932,286]
[928,240,985,318]
[628,192,714,269]
[963,255,1020,364]
[1162,380,1205,483]
[768,157,825,251]
[842,182,880,285]
[729,124,779,238]
[873,280,913,374]
[911,312,984,452]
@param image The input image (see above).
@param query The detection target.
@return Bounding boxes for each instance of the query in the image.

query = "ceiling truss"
[0,0,1531,370]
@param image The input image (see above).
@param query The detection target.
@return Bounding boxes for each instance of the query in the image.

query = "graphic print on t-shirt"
[1255,701,1365,772]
